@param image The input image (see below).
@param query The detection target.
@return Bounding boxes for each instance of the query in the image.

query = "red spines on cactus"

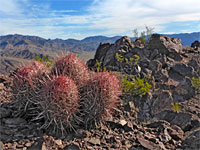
[13,61,48,87]
[11,61,49,119]
[51,53,90,87]
[78,71,122,128]
[40,75,80,133]
[91,72,122,112]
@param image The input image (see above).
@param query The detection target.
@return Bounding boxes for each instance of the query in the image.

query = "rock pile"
[88,33,200,129]
[88,34,200,123]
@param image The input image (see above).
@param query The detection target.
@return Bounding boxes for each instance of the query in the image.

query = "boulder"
[103,36,134,66]
[148,60,162,73]
[181,128,200,150]
[173,77,195,102]
[191,40,200,50]
[149,34,183,61]
[173,63,194,77]
[151,90,173,116]
[94,42,111,62]
[154,110,200,131]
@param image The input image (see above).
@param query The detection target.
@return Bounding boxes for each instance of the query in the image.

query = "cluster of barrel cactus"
[11,54,122,135]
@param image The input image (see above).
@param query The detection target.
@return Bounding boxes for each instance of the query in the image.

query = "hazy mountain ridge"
[0,32,199,74]
[163,32,200,46]
[1,32,199,53]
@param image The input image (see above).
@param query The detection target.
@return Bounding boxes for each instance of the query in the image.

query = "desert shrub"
[95,59,107,72]
[95,59,102,72]
[51,53,90,87]
[132,26,154,43]
[120,75,152,97]
[192,77,200,92]
[115,53,151,97]
[115,53,140,74]
[115,53,124,63]
[12,61,49,119]
[115,53,140,65]
[172,102,180,113]
[35,55,53,67]
[39,75,80,134]
[78,72,122,128]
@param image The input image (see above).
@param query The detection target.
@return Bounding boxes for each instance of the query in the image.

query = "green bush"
[115,53,140,65]
[35,55,52,67]
[115,53,151,97]
[192,77,200,92]
[120,75,152,97]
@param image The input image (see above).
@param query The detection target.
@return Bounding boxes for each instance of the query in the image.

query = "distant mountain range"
[163,32,200,46]
[0,32,199,74]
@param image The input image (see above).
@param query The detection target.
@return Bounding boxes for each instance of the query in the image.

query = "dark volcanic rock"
[149,34,183,61]
[151,90,173,116]
[173,63,194,77]
[191,40,200,50]
[0,107,11,118]
[181,128,200,150]
[173,77,195,102]
[154,110,200,131]
[87,36,135,69]
[94,42,111,62]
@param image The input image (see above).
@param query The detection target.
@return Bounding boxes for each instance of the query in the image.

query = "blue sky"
[0,0,200,39]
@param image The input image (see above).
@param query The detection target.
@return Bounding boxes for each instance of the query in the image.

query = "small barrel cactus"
[78,72,122,128]
[39,75,80,134]
[51,53,90,87]
[12,61,49,119]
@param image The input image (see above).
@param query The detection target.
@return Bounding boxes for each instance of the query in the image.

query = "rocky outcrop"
[88,34,200,123]
[191,40,200,50]
[149,34,183,61]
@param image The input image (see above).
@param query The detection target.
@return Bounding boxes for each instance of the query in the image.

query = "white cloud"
[0,0,200,39]
[0,0,22,15]
[87,0,200,35]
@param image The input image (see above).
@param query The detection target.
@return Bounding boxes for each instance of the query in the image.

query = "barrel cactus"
[39,75,80,134]
[12,61,49,119]
[51,53,90,87]
[78,72,122,128]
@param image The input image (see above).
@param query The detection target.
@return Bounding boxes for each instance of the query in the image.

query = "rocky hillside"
[87,34,200,148]
[0,33,199,75]
[0,34,120,74]
[0,34,200,150]
[0,34,121,55]
[88,34,200,118]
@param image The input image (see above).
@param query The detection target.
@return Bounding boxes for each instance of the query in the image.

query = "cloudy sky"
[0,0,200,39]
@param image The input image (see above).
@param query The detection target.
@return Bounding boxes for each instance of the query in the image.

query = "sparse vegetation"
[132,26,154,44]
[172,102,180,113]
[192,77,200,93]
[115,52,152,97]
[35,55,53,67]
[95,59,102,72]
[115,53,140,68]
[120,75,152,97]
